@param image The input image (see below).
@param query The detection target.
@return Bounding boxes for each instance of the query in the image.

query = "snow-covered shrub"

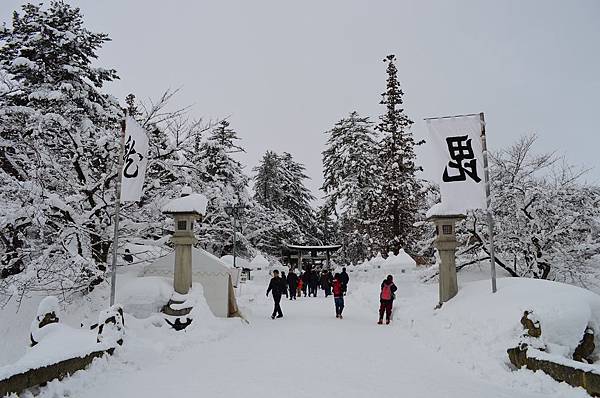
[97,304,125,347]
[30,296,60,347]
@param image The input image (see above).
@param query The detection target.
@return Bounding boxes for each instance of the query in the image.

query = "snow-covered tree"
[120,91,207,245]
[279,152,318,241]
[190,120,251,256]
[457,134,600,288]
[253,150,283,210]
[321,111,380,262]
[373,54,424,255]
[253,151,319,245]
[0,1,121,302]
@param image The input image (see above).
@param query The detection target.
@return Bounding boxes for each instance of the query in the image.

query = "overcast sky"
[2,0,599,201]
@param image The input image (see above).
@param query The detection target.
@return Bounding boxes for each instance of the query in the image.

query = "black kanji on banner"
[123,135,144,178]
[442,135,481,183]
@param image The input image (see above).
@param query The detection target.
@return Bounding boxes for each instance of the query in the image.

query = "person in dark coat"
[266,270,287,319]
[332,273,345,318]
[340,267,349,294]
[300,271,308,297]
[280,271,288,297]
[287,270,299,300]
[320,270,332,297]
[378,275,397,324]
[308,270,319,297]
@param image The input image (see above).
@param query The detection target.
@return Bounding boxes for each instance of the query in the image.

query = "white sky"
[2,0,599,201]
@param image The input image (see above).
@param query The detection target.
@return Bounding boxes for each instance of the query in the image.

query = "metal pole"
[232,209,237,268]
[110,114,127,306]
[479,112,497,293]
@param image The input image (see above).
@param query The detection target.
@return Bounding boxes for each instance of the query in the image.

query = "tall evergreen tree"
[252,151,318,244]
[374,54,424,255]
[192,120,250,256]
[321,111,380,262]
[279,152,318,240]
[253,150,282,210]
[0,1,121,300]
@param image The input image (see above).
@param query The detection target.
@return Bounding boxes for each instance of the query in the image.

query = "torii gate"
[281,243,342,271]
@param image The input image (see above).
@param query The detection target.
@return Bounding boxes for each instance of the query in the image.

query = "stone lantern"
[161,187,207,316]
[427,213,465,305]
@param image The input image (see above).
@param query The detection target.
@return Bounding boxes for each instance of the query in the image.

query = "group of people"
[266,268,398,324]
[280,267,349,299]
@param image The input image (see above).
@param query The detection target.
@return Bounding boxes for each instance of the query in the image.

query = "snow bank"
[115,276,172,319]
[375,277,600,387]
[0,322,104,380]
[220,255,251,269]
[249,253,269,269]
[381,250,416,272]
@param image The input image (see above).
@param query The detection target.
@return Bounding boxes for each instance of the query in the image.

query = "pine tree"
[253,150,283,210]
[0,1,121,300]
[279,152,318,241]
[191,120,250,256]
[321,111,380,262]
[374,54,424,255]
[253,151,318,244]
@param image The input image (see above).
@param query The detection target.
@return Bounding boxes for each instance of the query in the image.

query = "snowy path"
[61,289,558,398]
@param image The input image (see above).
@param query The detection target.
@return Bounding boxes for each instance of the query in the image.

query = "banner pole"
[479,112,497,293]
[109,113,127,306]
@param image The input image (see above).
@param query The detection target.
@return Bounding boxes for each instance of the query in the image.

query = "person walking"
[378,275,397,325]
[308,269,318,297]
[300,271,308,297]
[280,271,288,298]
[287,269,299,300]
[332,273,345,319]
[340,267,349,295]
[266,270,287,319]
[320,270,331,297]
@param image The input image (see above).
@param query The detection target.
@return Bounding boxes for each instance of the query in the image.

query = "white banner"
[425,114,486,214]
[120,116,149,202]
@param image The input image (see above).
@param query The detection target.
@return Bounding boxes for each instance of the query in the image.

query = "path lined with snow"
[51,286,567,398]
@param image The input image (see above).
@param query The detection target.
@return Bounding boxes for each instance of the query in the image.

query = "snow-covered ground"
[1,266,596,398]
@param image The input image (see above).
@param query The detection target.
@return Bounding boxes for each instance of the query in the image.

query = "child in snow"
[332,273,344,319]
[266,270,287,319]
[378,275,397,325]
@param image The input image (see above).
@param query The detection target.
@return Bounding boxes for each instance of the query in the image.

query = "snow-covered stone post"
[161,187,208,297]
[428,214,465,305]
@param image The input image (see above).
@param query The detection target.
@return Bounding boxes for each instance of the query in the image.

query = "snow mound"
[249,253,269,269]
[115,276,172,319]
[390,277,600,386]
[0,323,100,380]
[447,278,600,353]
[220,255,251,269]
[382,249,416,271]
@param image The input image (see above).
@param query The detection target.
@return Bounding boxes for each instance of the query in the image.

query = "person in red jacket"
[378,275,397,325]
[332,273,345,319]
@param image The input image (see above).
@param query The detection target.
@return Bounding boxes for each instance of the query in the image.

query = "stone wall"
[0,348,114,397]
